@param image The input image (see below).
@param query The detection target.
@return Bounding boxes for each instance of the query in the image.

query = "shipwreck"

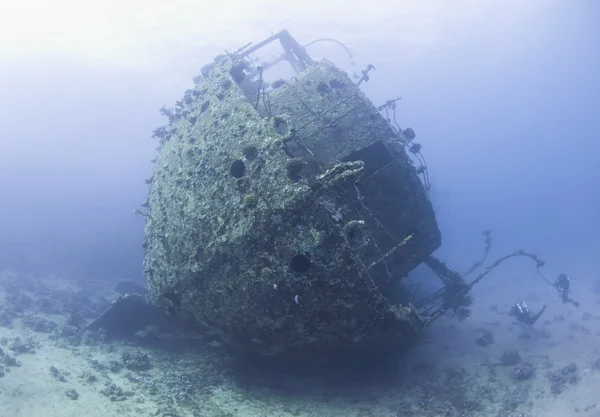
[136,30,546,359]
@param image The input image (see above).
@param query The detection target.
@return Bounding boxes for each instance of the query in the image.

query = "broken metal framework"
[241,32,438,297]
[228,30,432,192]
[225,30,456,317]
[231,31,560,323]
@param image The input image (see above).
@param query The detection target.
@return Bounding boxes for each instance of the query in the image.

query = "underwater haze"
[1,0,598,281]
[0,1,599,416]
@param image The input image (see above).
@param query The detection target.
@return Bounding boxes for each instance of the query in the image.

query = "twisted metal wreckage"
[94,30,576,359]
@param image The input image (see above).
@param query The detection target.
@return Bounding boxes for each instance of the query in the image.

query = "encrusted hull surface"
[143,55,440,357]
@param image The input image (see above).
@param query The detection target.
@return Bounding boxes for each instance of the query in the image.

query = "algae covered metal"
[142,30,441,357]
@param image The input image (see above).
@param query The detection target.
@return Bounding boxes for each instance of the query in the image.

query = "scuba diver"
[554,273,580,307]
[511,301,546,325]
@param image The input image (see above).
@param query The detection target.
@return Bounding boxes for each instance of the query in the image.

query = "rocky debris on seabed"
[90,349,229,414]
[65,310,87,328]
[502,385,531,413]
[122,350,152,371]
[416,355,538,416]
[0,271,111,322]
[78,370,98,384]
[65,388,79,400]
[57,324,108,346]
[0,346,20,367]
[50,365,68,382]
[3,336,37,354]
[498,349,521,366]
[547,363,579,394]
[22,313,58,333]
[100,382,135,402]
[512,362,535,381]
[108,359,123,373]
[88,358,123,374]
[390,360,532,417]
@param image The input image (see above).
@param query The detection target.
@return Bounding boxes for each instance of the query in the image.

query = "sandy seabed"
[0,269,599,417]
